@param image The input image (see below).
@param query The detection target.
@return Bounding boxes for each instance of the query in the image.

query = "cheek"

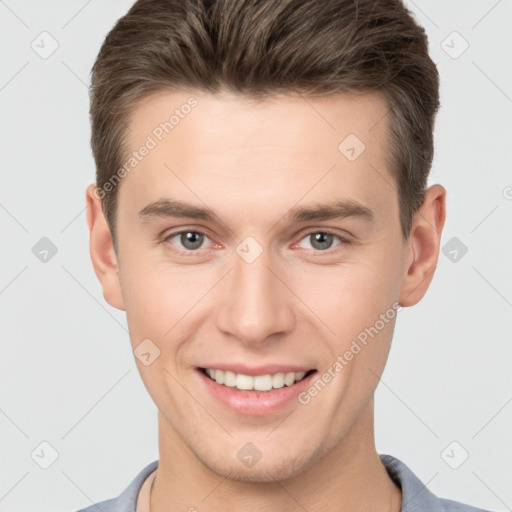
[119,254,225,372]
[333,256,402,379]
[119,253,199,342]
[293,257,399,337]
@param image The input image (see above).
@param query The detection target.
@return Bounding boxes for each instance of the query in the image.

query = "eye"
[165,230,210,252]
[163,229,349,256]
[296,231,345,251]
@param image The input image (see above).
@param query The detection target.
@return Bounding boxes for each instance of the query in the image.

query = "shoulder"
[437,497,495,512]
[379,454,495,512]
[74,460,159,512]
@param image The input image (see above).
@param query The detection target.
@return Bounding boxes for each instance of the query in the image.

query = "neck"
[150,402,402,512]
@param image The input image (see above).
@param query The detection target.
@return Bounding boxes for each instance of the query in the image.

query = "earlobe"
[399,184,446,307]
[85,184,125,311]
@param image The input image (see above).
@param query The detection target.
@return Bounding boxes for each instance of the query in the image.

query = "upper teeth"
[205,369,307,391]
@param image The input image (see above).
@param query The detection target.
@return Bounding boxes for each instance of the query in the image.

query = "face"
[101,89,413,481]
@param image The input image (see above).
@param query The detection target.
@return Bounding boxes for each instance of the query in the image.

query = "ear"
[85,184,125,311]
[399,184,446,307]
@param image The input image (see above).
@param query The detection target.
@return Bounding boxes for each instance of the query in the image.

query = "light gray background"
[1,1,511,511]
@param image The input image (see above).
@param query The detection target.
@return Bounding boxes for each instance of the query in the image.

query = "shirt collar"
[380,454,440,512]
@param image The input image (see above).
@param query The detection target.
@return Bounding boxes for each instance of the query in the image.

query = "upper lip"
[198,364,315,376]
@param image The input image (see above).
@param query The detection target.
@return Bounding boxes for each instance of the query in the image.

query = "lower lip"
[197,369,316,416]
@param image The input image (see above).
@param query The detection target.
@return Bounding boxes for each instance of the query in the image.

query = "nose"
[215,245,295,347]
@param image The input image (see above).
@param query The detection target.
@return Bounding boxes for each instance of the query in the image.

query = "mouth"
[199,367,317,392]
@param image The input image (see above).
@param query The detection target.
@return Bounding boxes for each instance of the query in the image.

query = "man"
[79,0,492,510]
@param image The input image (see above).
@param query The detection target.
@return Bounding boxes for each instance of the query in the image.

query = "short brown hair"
[89,0,440,248]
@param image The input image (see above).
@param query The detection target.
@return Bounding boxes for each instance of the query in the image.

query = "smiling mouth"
[199,367,317,392]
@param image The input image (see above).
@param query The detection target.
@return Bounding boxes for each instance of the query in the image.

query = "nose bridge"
[215,241,294,345]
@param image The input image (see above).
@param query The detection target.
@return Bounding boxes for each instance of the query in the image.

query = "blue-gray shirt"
[76,454,493,511]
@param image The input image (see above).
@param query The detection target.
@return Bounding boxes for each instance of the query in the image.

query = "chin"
[199,448,319,483]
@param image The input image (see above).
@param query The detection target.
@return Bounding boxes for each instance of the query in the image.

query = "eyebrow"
[137,198,374,225]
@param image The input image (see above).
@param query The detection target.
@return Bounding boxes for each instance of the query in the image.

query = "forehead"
[118,89,395,228]
[126,89,390,159]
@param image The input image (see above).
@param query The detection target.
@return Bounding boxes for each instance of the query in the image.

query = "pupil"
[311,232,332,250]
[182,232,203,250]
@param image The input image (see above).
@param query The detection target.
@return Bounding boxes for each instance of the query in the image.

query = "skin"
[86,89,445,511]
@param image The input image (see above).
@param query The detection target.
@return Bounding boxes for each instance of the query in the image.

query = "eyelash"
[162,229,351,257]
